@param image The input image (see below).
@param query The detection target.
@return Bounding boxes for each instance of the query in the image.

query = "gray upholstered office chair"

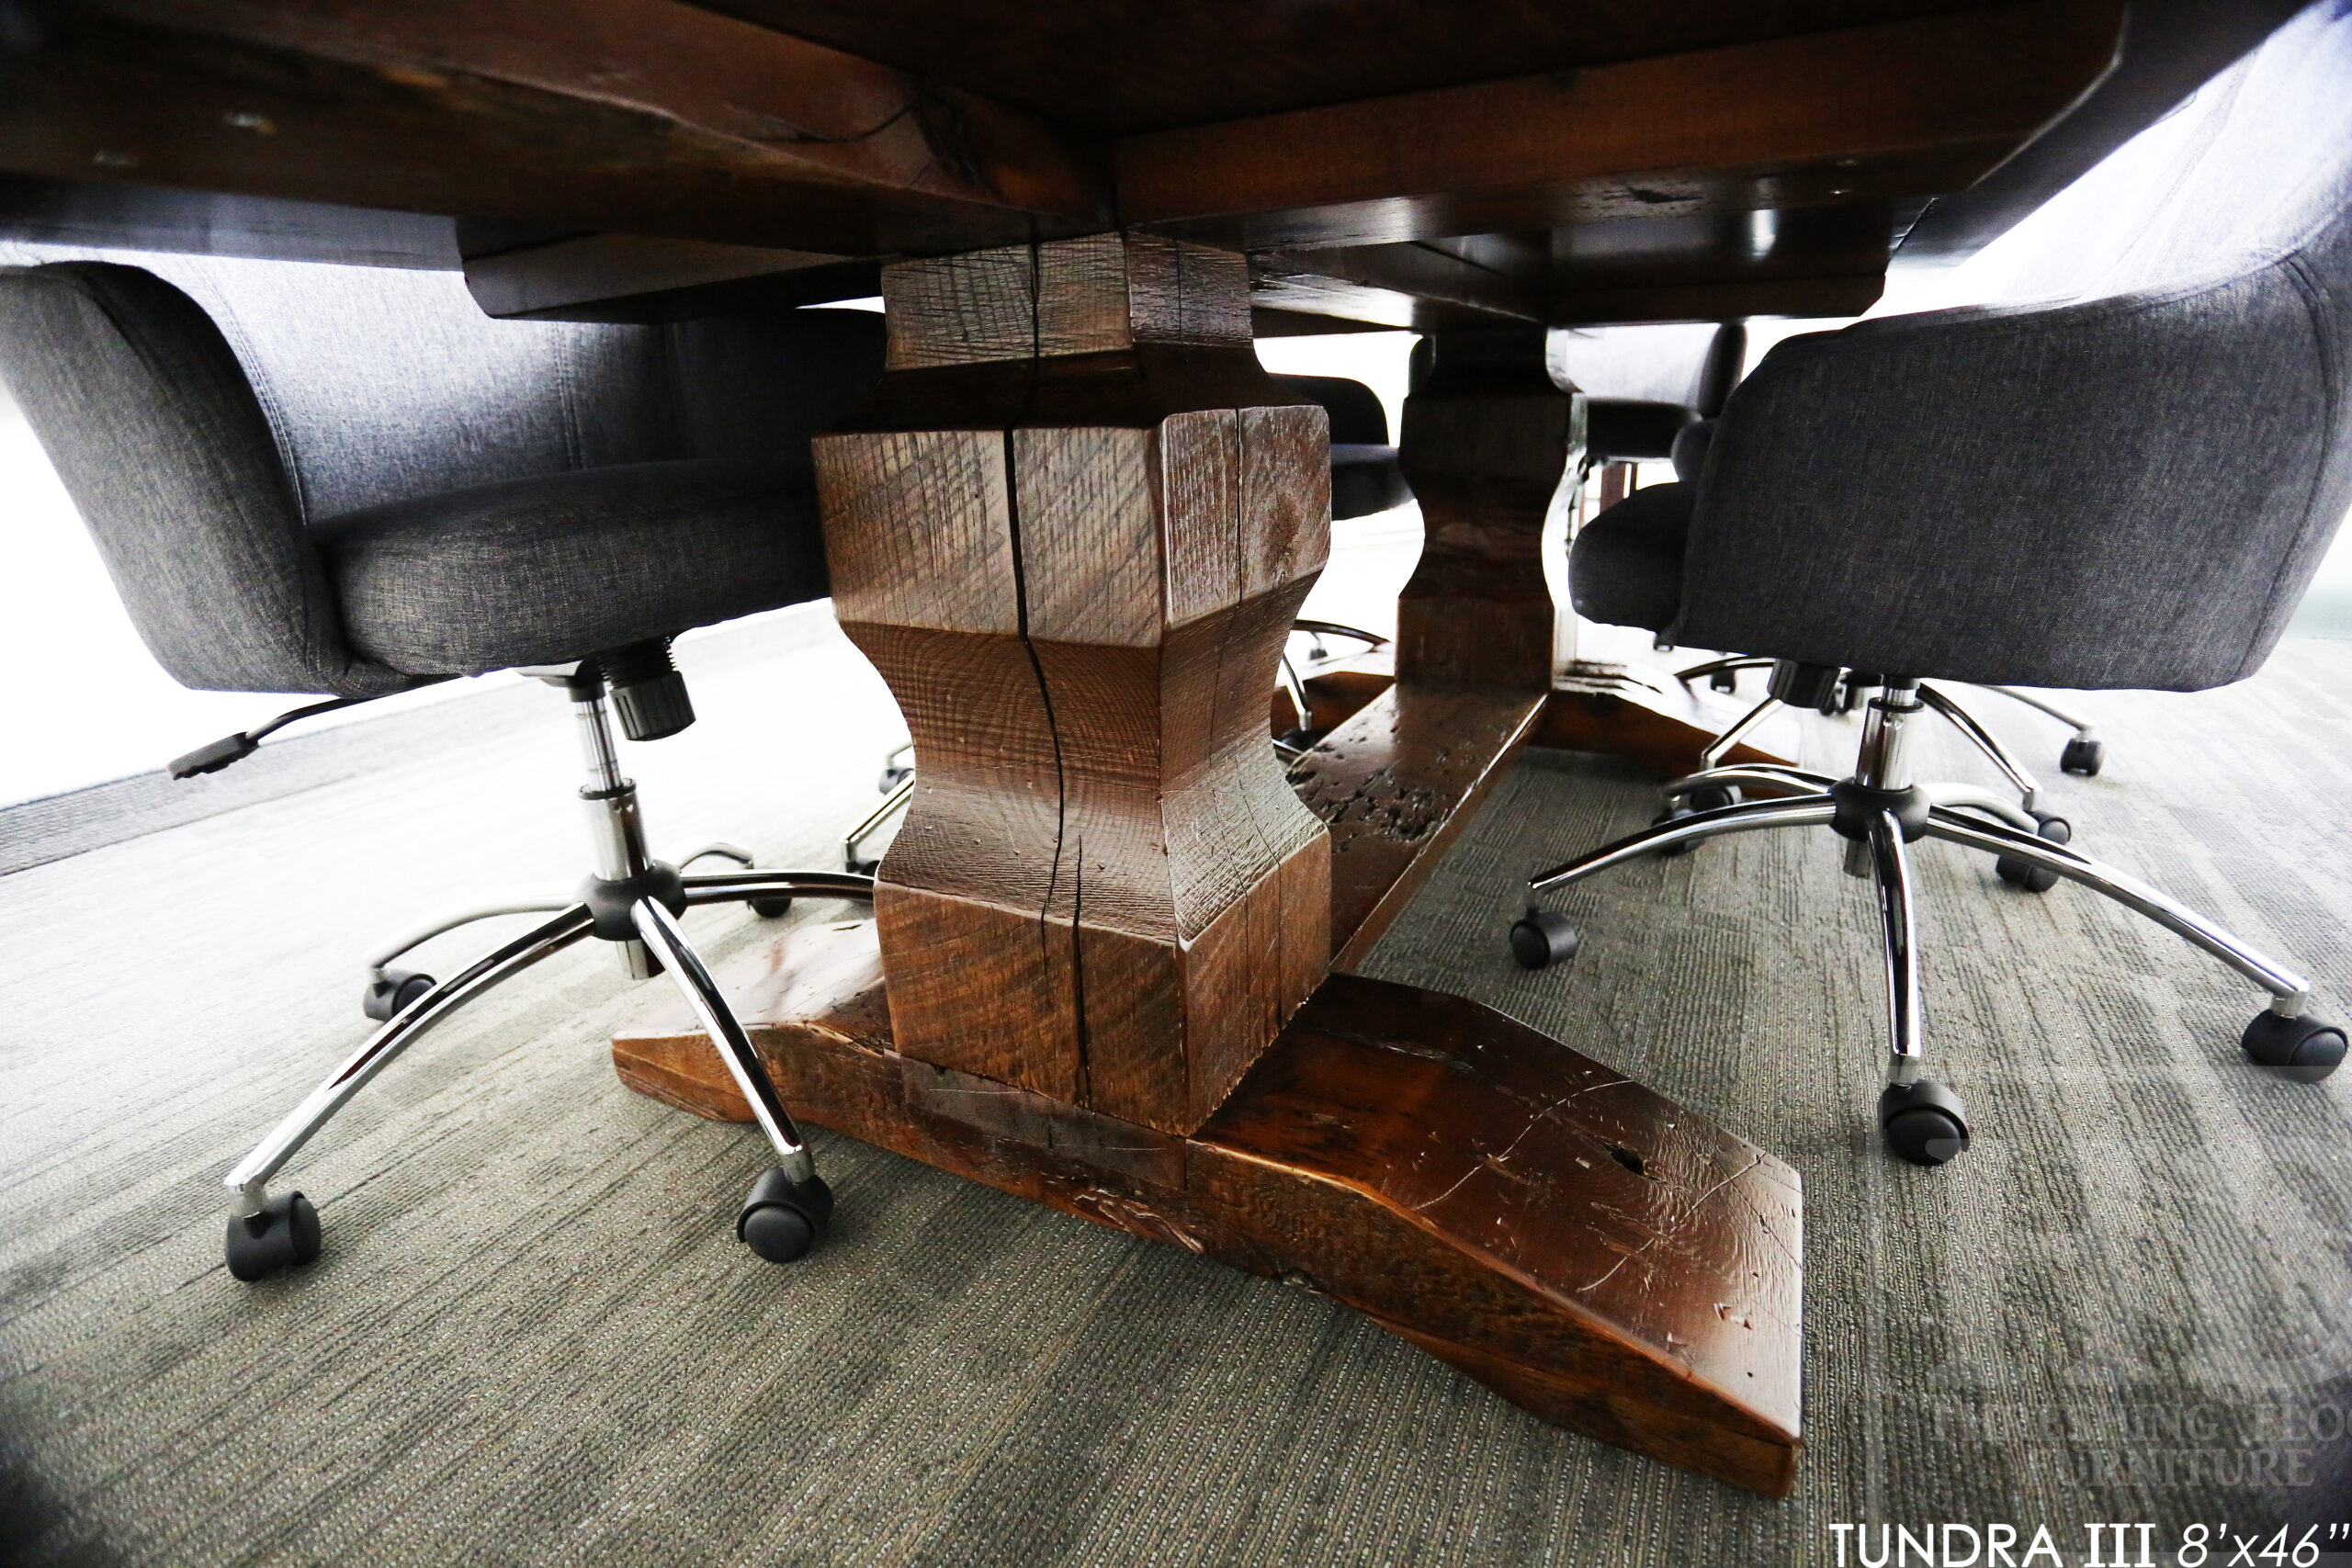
[1512,2,2352,1166]
[1546,321,1746,468]
[1571,325,2115,803]
[1668,419,2111,812]
[0,253,884,1277]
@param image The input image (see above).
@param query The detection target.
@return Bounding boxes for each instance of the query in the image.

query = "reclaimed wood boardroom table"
[3,0,2213,1493]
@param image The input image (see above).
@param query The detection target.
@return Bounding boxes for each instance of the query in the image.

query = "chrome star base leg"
[1660,671,2072,887]
[1511,681,2343,1168]
[1678,656,2107,804]
[223,664,875,1281]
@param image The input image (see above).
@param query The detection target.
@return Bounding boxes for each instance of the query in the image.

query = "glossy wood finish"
[1116,0,2120,251]
[1396,326,1583,692]
[612,924,1804,1495]
[3,0,2120,331]
[1258,202,1897,333]
[706,0,1984,136]
[1540,666,1797,778]
[816,234,1329,1136]
[0,0,1107,256]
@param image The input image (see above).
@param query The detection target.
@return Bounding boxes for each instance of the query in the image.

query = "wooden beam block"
[1116,0,2121,250]
[815,233,1330,1135]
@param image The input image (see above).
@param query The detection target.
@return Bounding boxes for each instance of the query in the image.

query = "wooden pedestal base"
[615,919,1802,1496]
[621,292,1810,1493]
[614,679,1804,1495]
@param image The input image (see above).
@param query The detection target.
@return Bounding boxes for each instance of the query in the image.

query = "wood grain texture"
[0,0,1109,256]
[1255,200,1898,331]
[883,235,1252,372]
[699,0,1997,136]
[610,926,1804,1495]
[1396,327,1585,693]
[1285,683,1548,970]
[1117,0,2121,249]
[817,233,1330,1134]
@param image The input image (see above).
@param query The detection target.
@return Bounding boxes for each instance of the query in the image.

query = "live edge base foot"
[612,919,1804,1496]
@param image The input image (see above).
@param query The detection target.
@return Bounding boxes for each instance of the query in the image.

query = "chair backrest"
[0,248,883,695]
[1546,322,1745,418]
[1671,0,2352,692]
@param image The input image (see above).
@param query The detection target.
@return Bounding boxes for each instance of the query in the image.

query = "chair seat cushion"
[1331,442,1411,520]
[1568,481,1693,632]
[314,457,825,675]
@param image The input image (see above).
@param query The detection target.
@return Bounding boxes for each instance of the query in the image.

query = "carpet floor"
[3,623,2347,1567]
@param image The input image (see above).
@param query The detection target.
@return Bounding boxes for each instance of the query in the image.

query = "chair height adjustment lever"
[167,694,379,779]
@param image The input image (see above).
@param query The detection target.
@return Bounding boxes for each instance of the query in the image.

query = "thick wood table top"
[0,0,2167,326]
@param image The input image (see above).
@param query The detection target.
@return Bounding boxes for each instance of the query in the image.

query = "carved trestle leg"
[1397,325,1793,774]
[613,233,1805,1495]
[1396,324,1580,692]
[815,231,1329,1134]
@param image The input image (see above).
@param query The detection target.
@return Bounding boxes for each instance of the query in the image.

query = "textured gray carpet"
[3,627,2348,1567]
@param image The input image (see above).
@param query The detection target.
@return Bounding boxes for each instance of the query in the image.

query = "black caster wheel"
[1708,669,1739,694]
[1996,815,2070,894]
[362,967,435,1022]
[737,1168,835,1263]
[1681,783,1742,813]
[1651,805,1701,856]
[1879,1080,1971,1167]
[878,763,912,793]
[749,896,793,919]
[843,854,879,877]
[1509,908,1578,970]
[224,1192,322,1281]
[2241,1010,2347,1081]
[2060,737,2105,776]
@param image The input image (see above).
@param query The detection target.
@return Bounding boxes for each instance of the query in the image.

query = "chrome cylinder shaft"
[1869,811,1925,1084]
[1854,682,1923,791]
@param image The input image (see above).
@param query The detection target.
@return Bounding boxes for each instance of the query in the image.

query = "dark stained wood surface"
[1395,326,1582,690]
[2,0,2121,325]
[1259,201,1898,332]
[1116,0,2121,251]
[0,0,1109,256]
[458,231,879,321]
[611,922,1804,1495]
[816,234,1329,1136]
[700,0,1989,136]
[1286,683,1546,970]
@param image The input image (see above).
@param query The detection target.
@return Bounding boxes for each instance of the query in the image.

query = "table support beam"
[816,232,1329,1135]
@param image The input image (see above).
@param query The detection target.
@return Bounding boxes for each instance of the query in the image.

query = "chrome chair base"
[1662,660,2080,890]
[1513,682,2344,1168]
[220,670,876,1282]
[1677,656,2105,801]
